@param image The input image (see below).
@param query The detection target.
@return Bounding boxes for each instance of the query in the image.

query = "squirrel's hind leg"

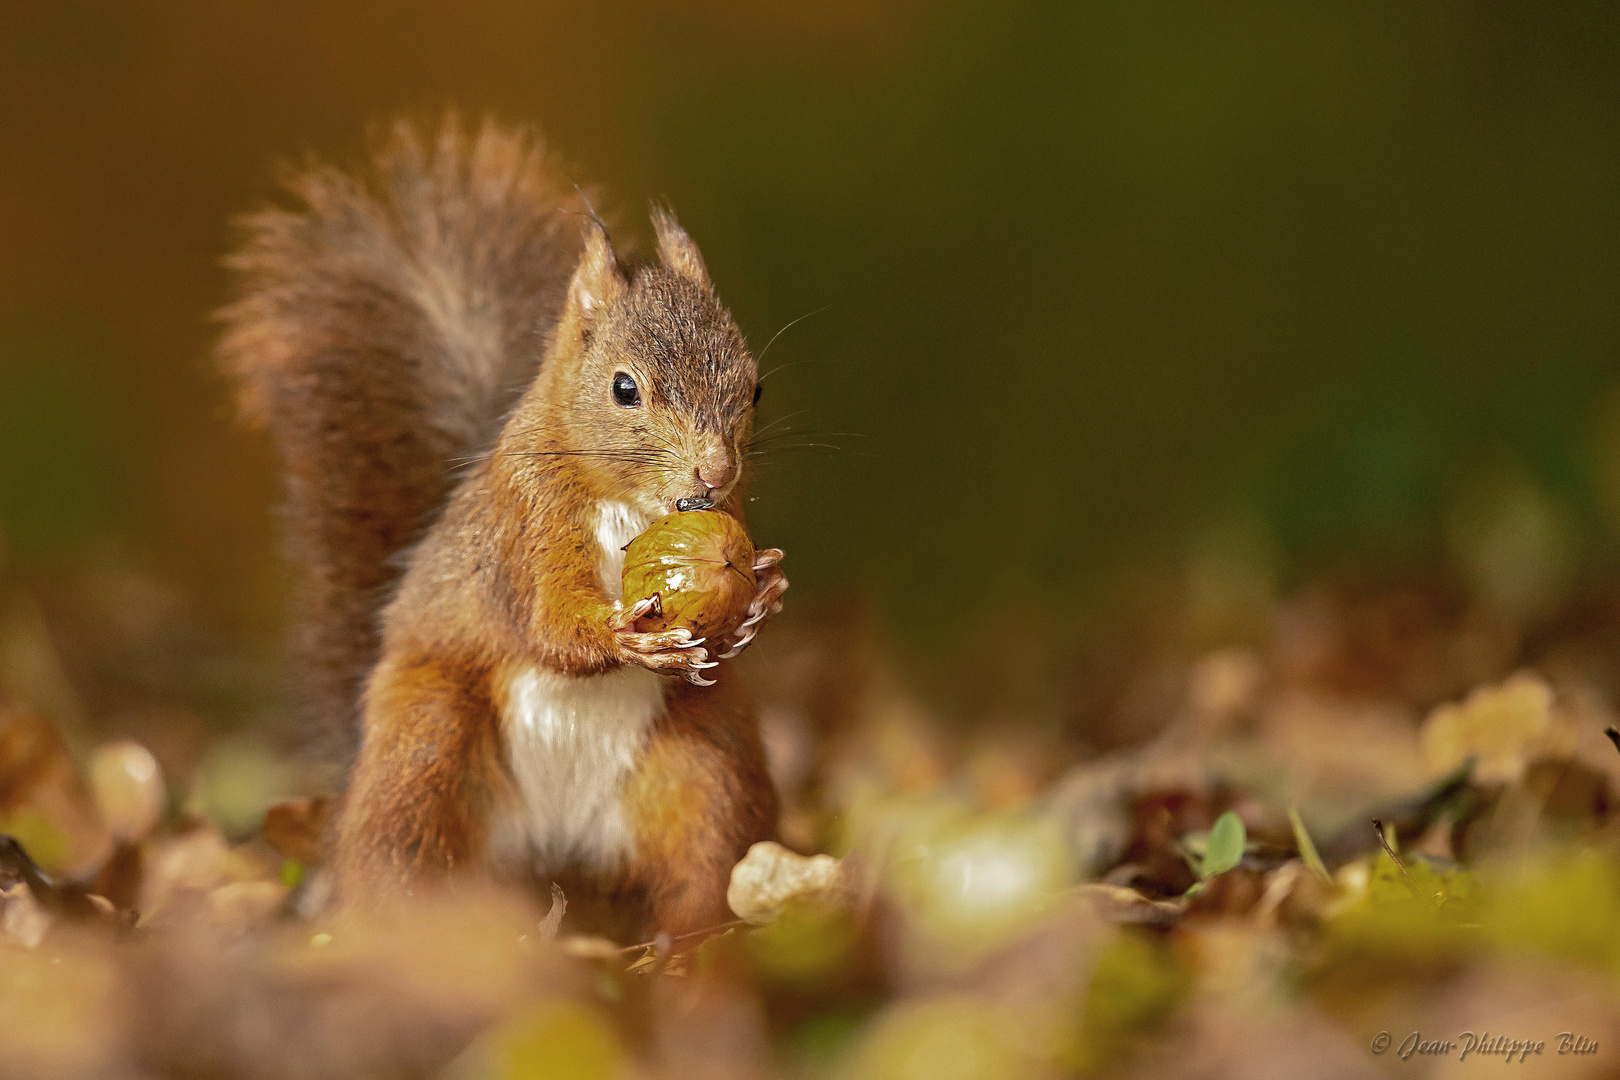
[620,677,778,937]
[330,651,507,902]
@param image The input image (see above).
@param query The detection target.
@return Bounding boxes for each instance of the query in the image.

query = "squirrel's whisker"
[748,442,843,455]
[746,409,814,443]
[754,305,829,369]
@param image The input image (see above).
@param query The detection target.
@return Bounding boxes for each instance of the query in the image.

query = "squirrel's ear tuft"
[651,205,711,289]
[567,220,626,319]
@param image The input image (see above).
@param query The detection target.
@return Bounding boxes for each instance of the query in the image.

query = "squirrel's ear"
[567,220,626,319]
[651,205,711,289]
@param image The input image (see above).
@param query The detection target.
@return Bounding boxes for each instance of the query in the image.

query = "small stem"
[1371,819,1423,896]
[618,918,746,957]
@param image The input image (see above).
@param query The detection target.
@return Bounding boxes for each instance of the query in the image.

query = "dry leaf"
[88,740,166,843]
[727,840,850,924]
[0,703,110,876]
[261,795,332,866]
[207,880,289,927]
[1420,671,1575,784]
[1081,883,1183,927]
[140,825,230,920]
[1,881,51,948]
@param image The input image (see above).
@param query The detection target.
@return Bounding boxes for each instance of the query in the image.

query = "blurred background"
[3,0,1620,753]
[11,6,1620,1077]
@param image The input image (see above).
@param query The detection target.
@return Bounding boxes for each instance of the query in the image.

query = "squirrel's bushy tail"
[219,116,584,764]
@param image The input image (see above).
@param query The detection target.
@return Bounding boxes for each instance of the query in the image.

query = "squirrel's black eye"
[612,372,640,407]
[752,384,762,406]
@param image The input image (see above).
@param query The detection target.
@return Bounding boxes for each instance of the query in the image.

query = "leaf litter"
[4,571,1620,1078]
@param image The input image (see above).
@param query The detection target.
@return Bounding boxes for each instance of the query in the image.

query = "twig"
[617,918,745,957]
[1371,819,1422,896]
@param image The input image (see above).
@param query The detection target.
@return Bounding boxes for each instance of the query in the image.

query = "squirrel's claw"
[611,594,664,633]
[719,561,788,659]
[717,632,752,660]
[612,619,720,680]
[718,613,767,658]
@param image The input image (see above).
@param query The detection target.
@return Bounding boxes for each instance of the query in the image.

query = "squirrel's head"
[530,208,759,519]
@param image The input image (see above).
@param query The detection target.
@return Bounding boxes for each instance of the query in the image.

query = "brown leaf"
[1082,883,1183,927]
[260,795,331,866]
[139,825,230,921]
[206,880,289,927]
[0,703,110,876]
[1,880,51,948]
[1421,671,1574,785]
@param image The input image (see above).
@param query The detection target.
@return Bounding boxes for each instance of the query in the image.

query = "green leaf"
[1289,807,1331,885]
[1200,811,1246,880]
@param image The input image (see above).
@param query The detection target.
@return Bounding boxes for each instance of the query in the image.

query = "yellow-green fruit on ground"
[622,510,756,638]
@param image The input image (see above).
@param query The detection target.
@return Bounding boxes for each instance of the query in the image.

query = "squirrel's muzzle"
[695,444,738,493]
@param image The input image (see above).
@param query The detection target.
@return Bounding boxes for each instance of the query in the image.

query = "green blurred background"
[3,0,1619,735]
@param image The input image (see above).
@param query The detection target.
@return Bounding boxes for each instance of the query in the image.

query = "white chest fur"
[497,500,661,874]
[594,499,652,600]
[501,664,665,872]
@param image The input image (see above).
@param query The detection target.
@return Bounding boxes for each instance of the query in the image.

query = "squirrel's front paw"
[719,549,788,659]
[611,596,721,685]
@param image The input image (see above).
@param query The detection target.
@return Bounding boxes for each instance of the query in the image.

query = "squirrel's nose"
[695,448,737,492]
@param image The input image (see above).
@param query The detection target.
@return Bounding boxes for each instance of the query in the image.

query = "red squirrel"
[219,117,786,934]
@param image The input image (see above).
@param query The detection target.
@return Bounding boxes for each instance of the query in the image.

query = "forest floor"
[5,567,1620,1079]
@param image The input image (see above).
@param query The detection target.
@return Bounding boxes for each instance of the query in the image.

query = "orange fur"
[620,674,777,932]
[223,117,783,936]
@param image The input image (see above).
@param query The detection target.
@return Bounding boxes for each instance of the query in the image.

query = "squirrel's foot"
[718,550,788,659]
[612,598,720,684]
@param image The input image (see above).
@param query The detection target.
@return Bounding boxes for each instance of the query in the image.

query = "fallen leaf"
[88,740,166,843]
[728,840,852,925]
[1421,671,1574,784]
[207,879,289,927]
[1,881,50,947]
[140,825,230,920]
[261,795,331,866]
[0,703,110,876]
[1081,883,1183,927]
